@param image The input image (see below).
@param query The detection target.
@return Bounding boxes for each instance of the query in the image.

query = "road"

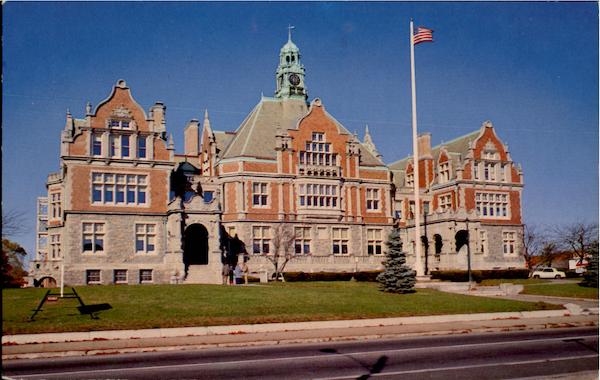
[3,327,598,380]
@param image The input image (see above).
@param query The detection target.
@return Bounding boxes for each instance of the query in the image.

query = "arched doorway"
[184,224,209,271]
[455,230,469,255]
[37,276,57,288]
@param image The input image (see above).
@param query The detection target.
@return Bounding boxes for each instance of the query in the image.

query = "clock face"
[288,73,300,86]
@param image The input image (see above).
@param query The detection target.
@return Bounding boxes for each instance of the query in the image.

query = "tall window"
[50,192,62,219]
[367,229,383,255]
[294,227,311,255]
[503,231,516,254]
[298,133,336,167]
[439,162,450,183]
[82,222,104,253]
[109,135,131,158]
[92,133,103,156]
[137,137,147,159]
[366,188,380,211]
[484,163,496,181]
[122,135,130,157]
[479,230,488,254]
[439,194,452,211]
[252,226,271,254]
[406,172,414,187]
[92,173,147,205]
[135,224,156,253]
[49,234,61,259]
[332,227,349,255]
[252,183,269,206]
[473,162,480,180]
[476,192,509,218]
[298,184,338,208]
[86,270,101,284]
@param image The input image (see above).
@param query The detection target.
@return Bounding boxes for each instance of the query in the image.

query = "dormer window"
[406,172,414,187]
[439,162,450,183]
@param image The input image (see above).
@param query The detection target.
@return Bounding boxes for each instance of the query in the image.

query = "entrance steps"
[184,264,221,284]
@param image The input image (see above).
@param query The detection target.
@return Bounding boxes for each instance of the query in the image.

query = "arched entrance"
[183,224,209,271]
[37,276,57,288]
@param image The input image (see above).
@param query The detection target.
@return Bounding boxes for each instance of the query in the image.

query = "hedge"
[429,269,530,282]
[283,271,383,282]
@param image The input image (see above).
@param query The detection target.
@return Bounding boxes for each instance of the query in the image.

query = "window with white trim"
[137,136,147,159]
[366,188,380,211]
[503,231,516,254]
[135,224,156,253]
[252,183,269,206]
[50,192,62,219]
[139,269,153,283]
[49,234,61,259]
[406,172,414,187]
[439,194,452,211]
[367,229,383,255]
[108,119,131,129]
[299,133,337,167]
[484,162,496,181]
[252,226,271,254]
[92,173,147,205]
[91,133,103,156]
[298,184,338,208]
[439,162,450,183]
[476,192,509,218]
[479,230,488,254]
[294,227,311,255]
[473,162,480,180]
[86,269,101,284]
[82,222,104,253]
[332,227,349,255]
[109,135,131,158]
[114,269,127,284]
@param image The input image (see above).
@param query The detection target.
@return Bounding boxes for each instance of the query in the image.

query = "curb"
[2,309,570,345]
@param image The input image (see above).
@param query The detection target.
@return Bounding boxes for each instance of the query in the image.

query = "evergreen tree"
[377,228,416,293]
[581,240,598,288]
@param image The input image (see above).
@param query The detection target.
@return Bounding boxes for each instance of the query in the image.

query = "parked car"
[530,267,566,279]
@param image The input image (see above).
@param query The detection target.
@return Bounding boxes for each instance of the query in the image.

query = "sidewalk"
[3,309,598,360]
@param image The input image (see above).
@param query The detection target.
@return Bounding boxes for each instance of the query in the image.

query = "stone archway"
[37,276,57,288]
[183,224,209,270]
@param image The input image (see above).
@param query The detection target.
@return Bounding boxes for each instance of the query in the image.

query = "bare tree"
[523,224,543,270]
[552,222,598,263]
[539,242,559,268]
[263,224,296,281]
[1,209,27,238]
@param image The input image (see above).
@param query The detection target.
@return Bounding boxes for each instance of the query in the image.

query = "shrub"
[282,271,382,282]
[430,269,530,282]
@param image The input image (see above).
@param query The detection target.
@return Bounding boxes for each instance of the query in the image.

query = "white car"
[530,267,566,279]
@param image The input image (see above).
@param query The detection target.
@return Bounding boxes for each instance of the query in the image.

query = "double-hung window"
[135,224,156,253]
[439,194,452,211]
[367,229,383,255]
[294,227,311,255]
[439,162,450,183]
[82,222,104,253]
[92,133,103,156]
[503,231,516,254]
[252,183,268,206]
[366,189,380,211]
[137,137,147,159]
[49,234,61,259]
[252,226,271,254]
[332,228,349,255]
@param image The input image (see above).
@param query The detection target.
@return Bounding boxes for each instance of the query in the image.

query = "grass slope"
[3,282,561,335]
[521,283,599,299]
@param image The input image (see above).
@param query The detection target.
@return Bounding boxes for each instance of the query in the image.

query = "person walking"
[222,263,230,285]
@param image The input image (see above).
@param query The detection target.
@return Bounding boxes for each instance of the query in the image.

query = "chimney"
[150,102,166,134]
[417,133,432,159]
[184,119,200,156]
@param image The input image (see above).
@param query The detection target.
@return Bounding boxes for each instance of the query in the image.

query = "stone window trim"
[365,188,381,212]
[478,230,488,255]
[135,223,157,255]
[406,172,414,187]
[113,269,128,284]
[298,183,339,209]
[91,133,103,157]
[438,161,451,184]
[294,226,311,255]
[106,118,133,130]
[82,221,106,255]
[332,227,349,255]
[251,182,269,208]
[438,193,452,212]
[91,172,149,207]
[49,233,61,260]
[109,134,132,159]
[367,228,384,255]
[502,230,517,255]
[252,225,271,255]
[139,269,153,284]
[475,192,511,220]
[86,269,102,285]
[49,191,62,220]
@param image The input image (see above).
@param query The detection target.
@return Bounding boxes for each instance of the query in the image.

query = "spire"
[363,124,382,160]
[203,109,210,128]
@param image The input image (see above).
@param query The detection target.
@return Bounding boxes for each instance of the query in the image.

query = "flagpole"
[410,19,424,277]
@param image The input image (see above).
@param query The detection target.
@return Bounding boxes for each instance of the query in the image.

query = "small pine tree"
[581,241,598,288]
[377,228,416,293]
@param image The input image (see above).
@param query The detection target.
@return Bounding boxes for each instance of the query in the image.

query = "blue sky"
[3,2,598,259]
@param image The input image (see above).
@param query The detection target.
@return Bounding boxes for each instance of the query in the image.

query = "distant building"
[28,34,525,286]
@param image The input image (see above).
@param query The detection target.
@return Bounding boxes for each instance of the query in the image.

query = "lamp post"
[466,217,472,289]
[423,202,429,275]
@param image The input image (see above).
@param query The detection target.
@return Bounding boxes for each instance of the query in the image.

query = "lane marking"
[313,354,600,380]
[8,334,598,379]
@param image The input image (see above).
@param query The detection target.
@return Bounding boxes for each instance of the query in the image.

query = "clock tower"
[275,26,307,100]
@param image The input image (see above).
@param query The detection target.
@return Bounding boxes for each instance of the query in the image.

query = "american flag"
[413,27,433,45]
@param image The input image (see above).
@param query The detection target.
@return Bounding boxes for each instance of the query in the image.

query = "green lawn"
[479,278,558,286]
[521,283,599,299]
[2,282,561,335]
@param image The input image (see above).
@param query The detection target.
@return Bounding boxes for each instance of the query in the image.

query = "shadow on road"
[319,348,388,379]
